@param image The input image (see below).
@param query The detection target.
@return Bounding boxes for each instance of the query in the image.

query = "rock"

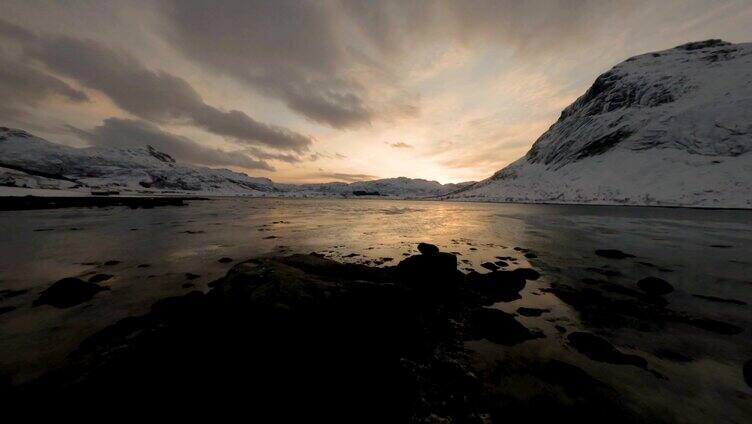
[466,270,526,304]
[417,242,440,255]
[511,268,540,281]
[567,332,647,368]
[594,250,635,259]
[88,274,113,283]
[524,253,538,259]
[33,277,109,308]
[691,294,746,305]
[397,252,462,295]
[137,264,150,268]
[465,307,542,345]
[185,273,201,280]
[218,257,233,263]
[683,317,743,335]
[637,277,673,296]
[517,307,550,317]
[480,262,498,271]
[653,348,692,363]
[103,260,120,266]
[181,283,195,289]
[494,260,509,267]
[0,288,28,300]
[744,360,752,388]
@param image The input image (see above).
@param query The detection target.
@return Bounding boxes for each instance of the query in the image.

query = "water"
[0,198,750,421]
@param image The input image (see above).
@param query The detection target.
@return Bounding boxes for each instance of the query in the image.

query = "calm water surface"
[0,198,750,421]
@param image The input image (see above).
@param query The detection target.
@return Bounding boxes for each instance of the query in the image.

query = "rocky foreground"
[7,243,751,421]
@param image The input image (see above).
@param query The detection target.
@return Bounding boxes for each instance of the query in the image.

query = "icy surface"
[450,40,752,208]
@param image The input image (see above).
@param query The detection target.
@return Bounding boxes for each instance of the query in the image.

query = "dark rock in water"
[517,307,550,317]
[466,307,542,345]
[309,252,326,258]
[494,260,509,267]
[88,274,113,283]
[524,253,537,259]
[33,278,109,308]
[744,360,752,388]
[586,267,622,277]
[709,244,733,249]
[555,325,567,334]
[0,288,28,300]
[103,260,120,266]
[397,252,462,296]
[692,294,746,305]
[218,257,233,263]
[653,348,692,363]
[567,332,647,369]
[417,242,440,255]
[480,262,498,271]
[683,317,743,335]
[637,277,674,296]
[595,249,635,259]
[0,306,16,315]
[137,264,150,268]
[263,235,278,239]
[184,273,200,280]
[512,268,540,281]
[466,270,526,304]
[181,283,195,289]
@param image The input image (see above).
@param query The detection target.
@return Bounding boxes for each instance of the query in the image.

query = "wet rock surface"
[568,332,647,369]
[637,277,674,296]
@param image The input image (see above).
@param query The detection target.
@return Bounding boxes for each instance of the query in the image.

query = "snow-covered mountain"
[0,127,467,198]
[448,40,752,208]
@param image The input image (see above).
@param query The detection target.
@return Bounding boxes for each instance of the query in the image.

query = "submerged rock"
[567,332,647,369]
[594,249,635,259]
[33,277,108,308]
[637,277,674,296]
[517,307,550,317]
[88,274,113,283]
[218,257,233,263]
[466,307,543,345]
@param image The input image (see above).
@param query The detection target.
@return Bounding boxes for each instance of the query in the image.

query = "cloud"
[160,0,372,129]
[389,141,412,149]
[0,54,88,119]
[0,20,312,152]
[314,172,379,183]
[73,118,275,171]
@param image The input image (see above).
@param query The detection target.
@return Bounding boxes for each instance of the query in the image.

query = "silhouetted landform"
[11,244,550,421]
[0,195,206,211]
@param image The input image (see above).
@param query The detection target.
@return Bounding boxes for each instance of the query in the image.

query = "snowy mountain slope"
[449,40,752,208]
[0,127,467,198]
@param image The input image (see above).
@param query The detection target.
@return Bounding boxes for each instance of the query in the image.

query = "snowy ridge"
[0,127,467,198]
[449,40,752,208]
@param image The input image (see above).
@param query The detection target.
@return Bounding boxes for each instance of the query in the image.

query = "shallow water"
[0,198,750,421]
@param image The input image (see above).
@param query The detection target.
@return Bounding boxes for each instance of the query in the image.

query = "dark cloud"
[389,142,412,149]
[74,118,275,171]
[315,172,379,183]
[0,54,87,119]
[160,0,373,128]
[0,20,312,152]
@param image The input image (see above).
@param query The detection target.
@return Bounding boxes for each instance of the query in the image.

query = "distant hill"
[0,127,470,199]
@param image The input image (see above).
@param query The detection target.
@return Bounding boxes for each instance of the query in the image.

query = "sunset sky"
[2,0,752,183]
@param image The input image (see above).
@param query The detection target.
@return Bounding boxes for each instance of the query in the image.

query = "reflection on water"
[0,198,750,421]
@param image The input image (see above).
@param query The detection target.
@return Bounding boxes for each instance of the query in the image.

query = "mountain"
[448,40,752,208]
[0,127,468,198]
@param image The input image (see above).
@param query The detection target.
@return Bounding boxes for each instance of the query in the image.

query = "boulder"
[33,277,108,308]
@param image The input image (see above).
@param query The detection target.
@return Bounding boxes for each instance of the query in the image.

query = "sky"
[2,1,752,184]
